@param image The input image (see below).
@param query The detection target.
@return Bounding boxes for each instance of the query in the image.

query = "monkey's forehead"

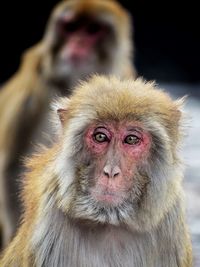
[54,0,128,18]
[50,0,130,33]
[68,76,180,122]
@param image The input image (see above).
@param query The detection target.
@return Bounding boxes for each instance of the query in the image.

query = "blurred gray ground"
[160,83,200,267]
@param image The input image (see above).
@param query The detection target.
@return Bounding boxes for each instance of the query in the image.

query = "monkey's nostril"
[113,172,119,177]
[112,166,121,178]
[103,170,110,177]
[103,165,121,178]
[103,165,111,178]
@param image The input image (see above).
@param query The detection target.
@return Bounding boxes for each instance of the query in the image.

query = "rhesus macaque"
[0,76,192,267]
[0,0,136,246]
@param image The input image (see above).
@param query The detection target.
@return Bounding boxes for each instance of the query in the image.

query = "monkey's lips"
[91,189,125,206]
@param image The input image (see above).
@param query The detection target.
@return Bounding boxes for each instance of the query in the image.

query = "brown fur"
[0,76,192,267]
[0,0,136,246]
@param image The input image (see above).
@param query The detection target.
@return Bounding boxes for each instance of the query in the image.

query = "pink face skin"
[57,15,107,64]
[85,121,151,206]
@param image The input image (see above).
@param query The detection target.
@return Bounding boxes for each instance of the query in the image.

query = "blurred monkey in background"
[0,0,136,246]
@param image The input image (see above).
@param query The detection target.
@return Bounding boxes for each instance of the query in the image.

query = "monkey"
[0,0,136,246]
[0,76,192,267]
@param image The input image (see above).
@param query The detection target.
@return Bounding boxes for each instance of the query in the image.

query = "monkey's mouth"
[91,189,125,206]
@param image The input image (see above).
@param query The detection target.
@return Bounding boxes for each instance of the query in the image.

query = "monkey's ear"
[173,95,187,124]
[175,96,187,115]
[175,95,187,109]
[57,108,68,125]
[52,97,71,126]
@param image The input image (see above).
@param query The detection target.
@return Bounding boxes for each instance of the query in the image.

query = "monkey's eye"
[124,135,140,145]
[63,21,80,33]
[87,22,102,35]
[93,133,109,143]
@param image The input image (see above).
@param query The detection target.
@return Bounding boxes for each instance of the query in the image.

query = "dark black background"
[0,0,199,84]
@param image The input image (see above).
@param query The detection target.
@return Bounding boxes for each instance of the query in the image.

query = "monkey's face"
[85,122,151,205]
[65,121,153,226]
[57,15,111,63]
[53,16,113,80]
[43,2,121,89]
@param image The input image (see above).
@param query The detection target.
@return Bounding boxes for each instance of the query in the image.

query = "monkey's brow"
[126,126,143,132]
[94,126,108,131]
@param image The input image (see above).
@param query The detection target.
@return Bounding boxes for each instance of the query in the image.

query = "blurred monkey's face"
[43,0,129,90]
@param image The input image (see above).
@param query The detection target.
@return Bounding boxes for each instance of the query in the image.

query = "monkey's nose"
[103,165,121,178]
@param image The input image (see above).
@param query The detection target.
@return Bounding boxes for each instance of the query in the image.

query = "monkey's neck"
[30,201,187,267]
